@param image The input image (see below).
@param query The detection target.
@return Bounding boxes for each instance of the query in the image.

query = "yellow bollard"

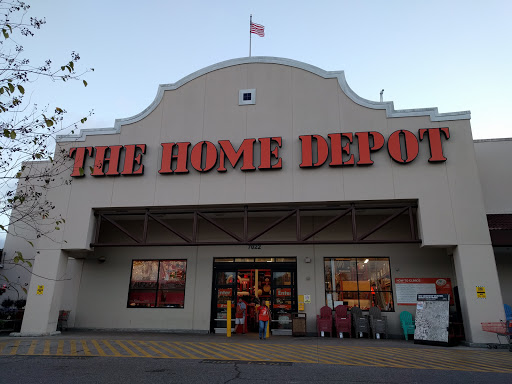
[266,300,270,339]
[227,300,231,337]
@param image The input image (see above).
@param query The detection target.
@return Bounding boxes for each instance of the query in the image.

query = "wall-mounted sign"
[476,286,486,299]
[36,285,44,295]
[395,278,453,305]
[69,128,450,177]
[303,295,311,304]
[298,294,305,311]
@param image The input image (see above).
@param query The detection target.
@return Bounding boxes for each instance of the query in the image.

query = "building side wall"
[474,139,512,214]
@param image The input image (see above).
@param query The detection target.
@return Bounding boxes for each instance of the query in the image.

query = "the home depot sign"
[69,128,449,177]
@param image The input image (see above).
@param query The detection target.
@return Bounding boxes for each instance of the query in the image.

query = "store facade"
[3,57,508,343]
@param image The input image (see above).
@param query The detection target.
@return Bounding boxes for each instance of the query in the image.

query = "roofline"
[474,138,512,143]
[57,56,472,143]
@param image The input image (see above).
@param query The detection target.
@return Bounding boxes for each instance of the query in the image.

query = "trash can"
[292,313,307,336]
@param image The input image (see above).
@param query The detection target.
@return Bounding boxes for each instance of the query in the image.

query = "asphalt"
[1,330,511,374]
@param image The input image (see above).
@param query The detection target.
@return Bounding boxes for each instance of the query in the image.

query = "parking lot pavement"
[1,331,511,373]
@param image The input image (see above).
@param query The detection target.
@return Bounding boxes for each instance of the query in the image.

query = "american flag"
[250,22,265,37]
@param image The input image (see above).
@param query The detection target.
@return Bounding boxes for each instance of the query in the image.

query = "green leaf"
[8,83,14,93]
[83,80,87,87]
[61,66,65,71]
[80,117,87,124]
[22,287,27,294]
[45,119,53,127]
[89,166,94,173]
[26,261,32,267]
[10,130,16,139]
[79,167,84,176]
[17,85,24,94]
[55,227,60,230]
[28,241,34,247]
[0,224,5,231]
[6,24,12,33]
[2,29,9,39]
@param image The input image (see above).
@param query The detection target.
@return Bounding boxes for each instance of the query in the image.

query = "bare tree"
[0,0,92,296]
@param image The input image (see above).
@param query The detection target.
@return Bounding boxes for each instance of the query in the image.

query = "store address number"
[248,244,262,250]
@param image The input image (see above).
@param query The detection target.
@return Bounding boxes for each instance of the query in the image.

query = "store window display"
[324,258,393,311]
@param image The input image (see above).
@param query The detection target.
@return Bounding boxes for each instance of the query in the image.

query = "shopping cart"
[481,321,512,351]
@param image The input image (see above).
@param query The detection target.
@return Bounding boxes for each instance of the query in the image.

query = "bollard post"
[227,300,231,337]
[266,300,270,339]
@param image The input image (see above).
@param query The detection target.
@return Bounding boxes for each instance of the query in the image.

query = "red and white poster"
[395,278,454,305]
[276,288,292,298]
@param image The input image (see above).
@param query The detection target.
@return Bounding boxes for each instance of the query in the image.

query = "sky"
[0,0,511,247]
[21,0,512,141]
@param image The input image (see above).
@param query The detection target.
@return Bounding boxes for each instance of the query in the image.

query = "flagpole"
[249,14,252,57]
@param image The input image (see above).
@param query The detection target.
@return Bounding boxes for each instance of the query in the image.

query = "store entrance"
[211,258,297,334]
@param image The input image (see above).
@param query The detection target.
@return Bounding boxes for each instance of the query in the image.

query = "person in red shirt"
[257,299,270,340]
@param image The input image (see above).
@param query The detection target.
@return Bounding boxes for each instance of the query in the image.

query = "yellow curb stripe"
[91,340,108,357]
[43,340,51,355]
[164,342,199,359]
[276,344,339,364]
[396,349,510,373]
[9,340,21,355]
[273,344,331,364]
[0,341,7,354]
[81,340,93,356]
[197,342,243,360]
[381,349,499,372]
[127,341,153,357]
[139,341,170,358]
[185,343,230,360]
[174,341,216,359]
[115,340,139,357]
[26,340,38,355]
[231,343,297,362]
[56,340,64,356]
[70,340,77,356]
[102,340,122,357]
[149,341,187,359]
[210,343,263,361]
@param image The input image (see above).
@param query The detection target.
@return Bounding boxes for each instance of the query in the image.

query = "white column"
[19,249,69,336]
[453,244,506,344]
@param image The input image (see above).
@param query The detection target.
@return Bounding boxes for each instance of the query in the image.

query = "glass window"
[324,257,393,312]
[128,260,187,308]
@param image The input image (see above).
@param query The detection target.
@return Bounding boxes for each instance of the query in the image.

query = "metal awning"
[90,202,420,247]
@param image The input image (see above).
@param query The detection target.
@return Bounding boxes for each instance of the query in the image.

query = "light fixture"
[364,259,369,264]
